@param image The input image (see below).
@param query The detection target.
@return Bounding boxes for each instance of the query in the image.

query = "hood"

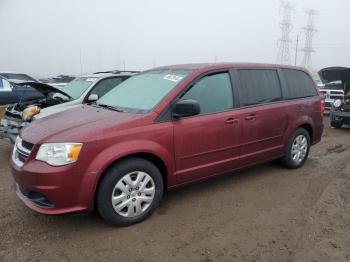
[33,100,81,120]
[20,105,147,144]
[11,81,72,99]
[318,67,350,84]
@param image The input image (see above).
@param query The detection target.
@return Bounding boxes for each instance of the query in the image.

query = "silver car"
[0,71,137,143]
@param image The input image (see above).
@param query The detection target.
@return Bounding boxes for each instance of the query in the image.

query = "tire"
[281,128,311,169]
[330,112,343,129]
[97,157,164,226]
[330,120,343,129]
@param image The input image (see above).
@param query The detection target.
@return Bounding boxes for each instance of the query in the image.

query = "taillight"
[320,99,325,116]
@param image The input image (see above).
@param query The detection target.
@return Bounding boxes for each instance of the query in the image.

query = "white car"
[1,71,137,143]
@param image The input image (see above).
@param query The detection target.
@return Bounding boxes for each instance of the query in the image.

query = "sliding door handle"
[245,115,256,121]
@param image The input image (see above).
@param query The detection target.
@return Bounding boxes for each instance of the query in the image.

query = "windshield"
[96,70,192,112]
[0,73,37,82]
[60,77,97,99]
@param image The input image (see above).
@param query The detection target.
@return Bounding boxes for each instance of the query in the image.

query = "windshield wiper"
[96,103,125,112]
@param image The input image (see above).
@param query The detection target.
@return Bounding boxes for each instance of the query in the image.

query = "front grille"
[21,140,34,151]
[343,104,350,111]
[319,90,344,100]
[12,137,33,167]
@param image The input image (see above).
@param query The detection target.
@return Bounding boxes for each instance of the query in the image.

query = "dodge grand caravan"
[11,63,324,226]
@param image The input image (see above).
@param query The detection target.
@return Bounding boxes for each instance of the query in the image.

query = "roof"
[150,62,308,73]
[79,71,138,80]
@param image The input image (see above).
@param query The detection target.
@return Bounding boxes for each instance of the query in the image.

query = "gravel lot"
[0,118,349,262]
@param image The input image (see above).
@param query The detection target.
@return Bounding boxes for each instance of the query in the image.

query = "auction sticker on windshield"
[163,74,183,82]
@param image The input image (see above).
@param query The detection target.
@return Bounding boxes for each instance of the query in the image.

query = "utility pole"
[214,56,218,63]
[79,48,83,75]
[294,33,300,66]
[276,1,294,65]
[300,9,317,71]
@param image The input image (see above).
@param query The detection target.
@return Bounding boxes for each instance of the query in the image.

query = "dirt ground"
[0,117,349,262]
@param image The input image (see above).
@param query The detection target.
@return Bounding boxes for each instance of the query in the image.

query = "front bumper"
[0,118,23,143]
[11,156,91,215]
[331,110,350,125]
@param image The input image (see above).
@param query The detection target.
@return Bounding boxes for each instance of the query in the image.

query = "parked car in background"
[0,71,39,83]
[0,72,45,105]
[318,67,346,112]
[0,77,45,106]
[319,67,350,128]
[11,63,324,226]
[1,71,137,143]
[40,75,76,89]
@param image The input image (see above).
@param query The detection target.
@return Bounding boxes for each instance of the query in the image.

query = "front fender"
[81,139,175,210]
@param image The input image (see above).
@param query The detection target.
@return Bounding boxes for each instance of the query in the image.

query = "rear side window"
[90,77,124,98]
[282,69,317,99]
[237,69,282,106]
[180,72,233,114]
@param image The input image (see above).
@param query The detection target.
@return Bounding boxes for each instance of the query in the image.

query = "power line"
[276,1,294,65]
[300,9,317,71]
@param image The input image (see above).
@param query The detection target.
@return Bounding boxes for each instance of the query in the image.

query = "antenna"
[276,1,294,65]
[300,9,317,71]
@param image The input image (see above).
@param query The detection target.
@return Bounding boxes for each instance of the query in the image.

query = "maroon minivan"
[11,63,324,226]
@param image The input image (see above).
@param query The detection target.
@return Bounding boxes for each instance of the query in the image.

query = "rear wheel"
[97,157,164,226]
[281,128,311,169]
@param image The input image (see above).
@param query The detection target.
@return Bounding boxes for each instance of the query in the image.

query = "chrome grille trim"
[12,137,33,167]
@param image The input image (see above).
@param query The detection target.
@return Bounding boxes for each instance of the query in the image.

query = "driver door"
[173,71,242,184]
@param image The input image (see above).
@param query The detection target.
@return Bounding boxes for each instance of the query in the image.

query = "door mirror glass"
[87,94,98,102]
[173,99,200,118]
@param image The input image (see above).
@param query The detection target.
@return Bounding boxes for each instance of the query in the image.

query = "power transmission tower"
[276,1,294,65]
[300,9,317,71]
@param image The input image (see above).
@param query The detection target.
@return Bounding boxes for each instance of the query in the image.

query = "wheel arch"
[298,123,314,143]
[93,152,170,210]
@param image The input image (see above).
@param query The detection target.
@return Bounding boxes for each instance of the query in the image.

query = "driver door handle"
[225,118,239,124]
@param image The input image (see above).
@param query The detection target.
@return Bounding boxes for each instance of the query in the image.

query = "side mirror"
[87,94,98,102]
[173,99,200,119]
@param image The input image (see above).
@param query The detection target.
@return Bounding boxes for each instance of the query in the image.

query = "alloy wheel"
[291,134,308,164]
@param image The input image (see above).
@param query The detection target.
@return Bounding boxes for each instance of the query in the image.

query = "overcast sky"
[0,0,349,77]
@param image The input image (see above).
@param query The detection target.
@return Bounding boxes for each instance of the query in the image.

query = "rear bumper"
[312,121,324,145]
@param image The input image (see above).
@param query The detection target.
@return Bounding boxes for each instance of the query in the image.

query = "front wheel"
[330,112,343,129]
[330,119,343,129]
[281,128,311,169]
[97,158,164,226]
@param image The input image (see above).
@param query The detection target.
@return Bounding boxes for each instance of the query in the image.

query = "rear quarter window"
[282,69,317,99]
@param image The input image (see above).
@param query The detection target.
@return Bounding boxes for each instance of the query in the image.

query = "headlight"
[333,99,342,108]
[22,106,40,121]
[36,143,83,166]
